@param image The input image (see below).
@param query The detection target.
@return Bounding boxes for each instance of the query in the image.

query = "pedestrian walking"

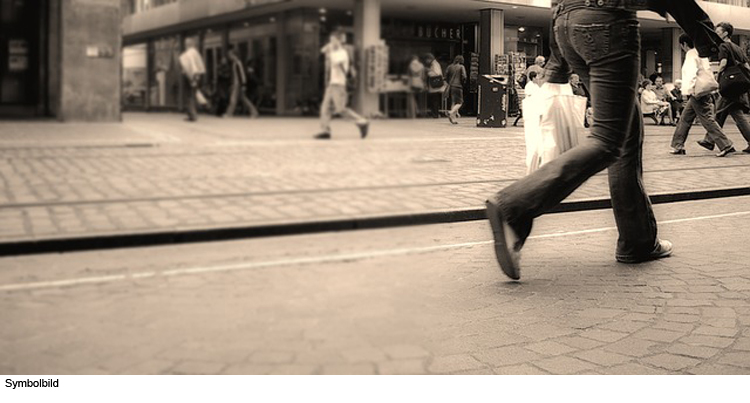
[224,48,259,118]
[178,38,206,122]
[697,22,750,154]
[513,70,543,127]
[314,30,369,140]
[407,55,425,119]
[245,58,262,111]
[425,53,446,118]
[570,73,592,127]
[669,34,735,157]
[445,55,467,124]
[485,0,724,280]
[214,55,232,117]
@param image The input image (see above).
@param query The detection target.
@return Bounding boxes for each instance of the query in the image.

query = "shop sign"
[384,22,462,42]
[9,39,29,55]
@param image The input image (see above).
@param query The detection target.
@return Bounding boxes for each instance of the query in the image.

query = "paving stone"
[473,346,542,367]
[382,345,430,360]
[641,354,701,372]
[534,356,599,375]
[687,364,750,375]
[340,347,387,363]
[322,364,376,375]
[716,352,750,368]
[600,363,669,375]
[427,354,485,374]
[573,349,632,366]
[377,359,427,375]
[169,360,226,375]
[634,328,685,343]
[679,335,735,349]
[493,364,548,375]
[604,339,660,357]
[267,365,319,375]
[692,326,739,338]
[665,343,720,359]
[524,341,577,357]
[580,329,629,343]
[248,351,295,365]
[557,336,606,350]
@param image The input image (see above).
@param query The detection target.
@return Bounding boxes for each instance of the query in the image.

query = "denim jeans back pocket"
[571,20,639,65]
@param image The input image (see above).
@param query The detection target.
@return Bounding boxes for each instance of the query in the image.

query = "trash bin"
[477,75,509,128]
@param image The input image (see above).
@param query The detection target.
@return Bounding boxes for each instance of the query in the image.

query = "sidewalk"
[1,113,749,253]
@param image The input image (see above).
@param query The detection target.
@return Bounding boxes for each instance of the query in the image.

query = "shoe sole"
[616,248,672,264]
[485,200,521,280]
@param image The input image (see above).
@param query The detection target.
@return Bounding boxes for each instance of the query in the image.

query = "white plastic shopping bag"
[523,82,587,174]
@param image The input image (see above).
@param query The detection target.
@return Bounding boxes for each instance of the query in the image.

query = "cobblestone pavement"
[0,196,748,375]
[0,113,749,243]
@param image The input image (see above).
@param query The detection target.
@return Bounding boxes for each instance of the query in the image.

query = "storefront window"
[149,36,181,108]
[229,19,279,113]
[122,44,147,107]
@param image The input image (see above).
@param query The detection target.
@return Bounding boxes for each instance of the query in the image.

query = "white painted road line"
[1,210,748,292]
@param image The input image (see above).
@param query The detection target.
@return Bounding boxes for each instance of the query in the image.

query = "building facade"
[0,0,122,121]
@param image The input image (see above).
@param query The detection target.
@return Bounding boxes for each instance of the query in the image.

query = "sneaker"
[357,121,370,139]
[743,146,750,154]
[669,148,686,155]
[696,140,715,151]
[448,114,457,125]
[485,198,522,280]
[716,146,736,157]
[616,239,673,264]
[314,132,331,140]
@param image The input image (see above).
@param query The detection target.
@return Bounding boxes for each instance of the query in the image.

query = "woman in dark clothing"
[215,56,232,116]
[445,55,467,124]
[697,22,750,153]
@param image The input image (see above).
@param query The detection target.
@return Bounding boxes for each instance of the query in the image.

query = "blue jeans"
[490,6,658,259]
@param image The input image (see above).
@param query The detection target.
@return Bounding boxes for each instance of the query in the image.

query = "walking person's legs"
[185,77,198,121]
[670,97,698,152]
[486,8,669,279]
[693,96,734,155]
[224,83,239,117]
[315,85,335,139]
[729,106,750,151]
[240,93,259,118]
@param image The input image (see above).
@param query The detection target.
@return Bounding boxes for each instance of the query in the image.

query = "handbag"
[428,75,445,89]
[195,89,208,106]
[694,66,719,98]
[718,44,750,99]
[523,83,586,174]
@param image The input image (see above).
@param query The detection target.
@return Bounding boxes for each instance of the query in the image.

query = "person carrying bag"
[523,82,586,174]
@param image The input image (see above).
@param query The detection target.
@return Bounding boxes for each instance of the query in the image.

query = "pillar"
[276,12,287,116]
[59,0,121,121]
[354,0,381,117]
[479,9,504,75]
[670,28,683,82]
[661,27,682,83]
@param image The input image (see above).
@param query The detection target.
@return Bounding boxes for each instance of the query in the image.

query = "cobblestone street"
[1,113,749,245]
[1,196,749,374]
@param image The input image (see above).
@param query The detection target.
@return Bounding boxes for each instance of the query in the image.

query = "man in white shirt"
[315,30,369,140]
[669,34,734,157]
[179,37,206,122]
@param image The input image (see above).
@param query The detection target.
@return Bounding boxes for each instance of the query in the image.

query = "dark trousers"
[490,7,658,259]
[185,76,198,121]
[670,95,732,151]
[700,97,750,148]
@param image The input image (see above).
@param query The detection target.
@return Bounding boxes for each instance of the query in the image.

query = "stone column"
[59,0,121,121]
[353,0,381,117]
[479,9,504,75]
[276,12,287,116]
[662,27,682,82]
